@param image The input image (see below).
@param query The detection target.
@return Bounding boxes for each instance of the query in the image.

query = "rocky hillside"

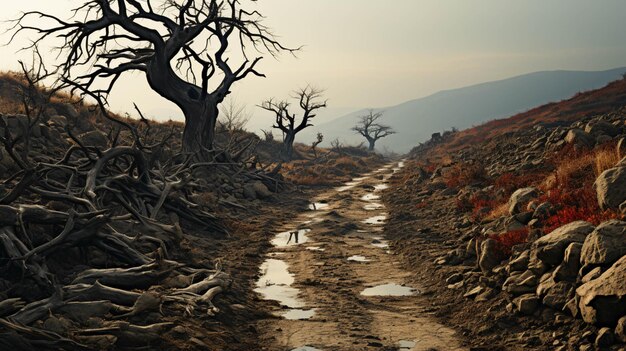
[302,67,626,153]
[384,82,626,349]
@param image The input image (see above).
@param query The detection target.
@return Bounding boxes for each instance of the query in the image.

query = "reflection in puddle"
[361,283,417,296]
[364,203,384,211]
[374,183,389,191]
[255,259,303,308]
[271,229,311,247]
[291,347,323,351]
[308,202,329,210]
[363,215,387,225]
[361,193,380,201]
[282,308,316,320]
[306,246,325,252]
[347,255,371,262]
[399,340,416,350]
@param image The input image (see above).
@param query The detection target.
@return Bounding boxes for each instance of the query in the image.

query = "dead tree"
[11,0,296,154]
[311,132,323,158]
[351,109,396,151]
[259,86,326,161]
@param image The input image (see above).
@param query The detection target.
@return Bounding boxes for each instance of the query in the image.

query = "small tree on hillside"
[352,109,396,151]
[260,86,326,160]
[311,132,323,158]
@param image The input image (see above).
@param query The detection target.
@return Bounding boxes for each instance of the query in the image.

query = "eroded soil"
[255,162,465,351]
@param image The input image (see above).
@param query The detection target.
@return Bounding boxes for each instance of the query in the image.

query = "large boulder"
[553,242,582,282]
[585,120,619,138]
[243,181,273,200]
[565,129,594,148]
[595,165,626,211]
[508,187,538,215]
[576,255,626,326]
[531,221,594,266]
[581,220,626,266]
[542,281,575,310]
[78,130,109,148]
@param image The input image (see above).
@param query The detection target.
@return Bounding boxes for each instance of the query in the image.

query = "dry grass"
[442,162,487,188]
[593,146,621,176]
[485,202,509,221]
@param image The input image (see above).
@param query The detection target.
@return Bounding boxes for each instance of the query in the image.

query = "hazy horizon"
[2,1,626,133]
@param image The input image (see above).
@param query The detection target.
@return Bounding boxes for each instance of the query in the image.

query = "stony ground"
[381,168,591,350]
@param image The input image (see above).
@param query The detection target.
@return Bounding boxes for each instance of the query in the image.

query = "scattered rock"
[78,130,109,148]
[531,221,594,266]
[542,281,574,310]
[585,120,619,137]
[581,220,626,266]
[553,242,581,282]
[565,128,594,148]
[595,327,614,348]
[243,181,273,200]
[464,286,485,298]
[616,316,626,343]
[577,255,626,326]
[581,267,603,283]
[508,187,538,215]
[446,273,464,284]
[479,239,501,274]
[595,165,626,211]
[513,294,539,315]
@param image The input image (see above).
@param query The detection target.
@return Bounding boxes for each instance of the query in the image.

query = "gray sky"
[2,1,626,131]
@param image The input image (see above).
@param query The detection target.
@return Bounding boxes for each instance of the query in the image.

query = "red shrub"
[494,172,537,195]
[540,184,623,233]
[489,228,530,257]
[416,201,428,209]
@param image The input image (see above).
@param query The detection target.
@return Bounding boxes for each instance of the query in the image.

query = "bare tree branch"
[351,109,396,151]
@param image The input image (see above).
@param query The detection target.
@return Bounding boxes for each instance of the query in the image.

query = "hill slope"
[302,67,626,153]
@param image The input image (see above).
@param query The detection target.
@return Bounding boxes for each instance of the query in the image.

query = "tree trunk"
[367,138,376,151]
[145,58,222,154]
[283,132,296,161]
[181,102,218,153]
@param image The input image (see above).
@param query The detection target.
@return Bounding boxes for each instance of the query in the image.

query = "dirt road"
[254,162,466,351]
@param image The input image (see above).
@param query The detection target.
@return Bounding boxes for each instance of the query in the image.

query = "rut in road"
[255,162,466,351]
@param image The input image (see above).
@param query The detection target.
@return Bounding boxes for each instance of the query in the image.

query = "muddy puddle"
[361,193,381,201]
[347,255,371,262]
[291,347,322,351]
[373,183,389,191]
[306,246,325,252]
[371,237,389,249]
[363,214,387,225]
[364,202,384,211]
[255,259,303,308]
[271,229,312,247]
[283,308,316,320]
[361,283,417,296]
[255,259,316,320]
[399,339,417,350]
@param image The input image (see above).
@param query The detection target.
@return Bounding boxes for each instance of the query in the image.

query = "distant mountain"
[301,67,626,153]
